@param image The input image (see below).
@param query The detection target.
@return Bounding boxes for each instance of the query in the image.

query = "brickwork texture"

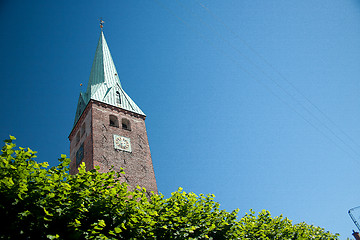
[69,100,158,194]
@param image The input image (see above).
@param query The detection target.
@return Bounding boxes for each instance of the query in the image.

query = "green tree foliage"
[0,137,338,239]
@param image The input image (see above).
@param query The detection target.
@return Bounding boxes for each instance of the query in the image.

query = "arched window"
[76,143,84,167]
[78,102,82,117]
[76,132,80,144]
[122,118,131,130]
[109,115,119,127]
[81,123,86,137]
[116,91,121,105]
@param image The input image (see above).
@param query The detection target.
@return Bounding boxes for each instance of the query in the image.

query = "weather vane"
[100,18,105,30]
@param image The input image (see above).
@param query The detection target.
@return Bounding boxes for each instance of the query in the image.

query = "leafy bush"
[0,136,338,239]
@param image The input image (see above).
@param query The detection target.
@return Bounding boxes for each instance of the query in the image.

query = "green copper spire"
[73,31,145,126]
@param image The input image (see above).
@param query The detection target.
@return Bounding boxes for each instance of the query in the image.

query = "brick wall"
[69,100,158,194]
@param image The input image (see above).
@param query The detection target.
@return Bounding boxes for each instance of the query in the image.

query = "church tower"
[68,27,158,194]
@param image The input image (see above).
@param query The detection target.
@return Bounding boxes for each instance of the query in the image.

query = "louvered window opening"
[116,91,121,105]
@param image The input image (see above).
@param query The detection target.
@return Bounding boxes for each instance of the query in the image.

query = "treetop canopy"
[0,136,338,239]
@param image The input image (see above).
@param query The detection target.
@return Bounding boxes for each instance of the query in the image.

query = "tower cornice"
[69,99,146,140]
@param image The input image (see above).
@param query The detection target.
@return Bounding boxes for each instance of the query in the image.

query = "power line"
[194,0,360,155]
[175,0,360,158]
[151,0,360,164]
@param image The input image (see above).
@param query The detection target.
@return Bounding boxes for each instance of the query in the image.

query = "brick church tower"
[68,28,158,194]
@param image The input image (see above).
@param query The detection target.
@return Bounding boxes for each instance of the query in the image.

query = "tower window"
[76,132,80,144]
[81,123,86,137]
[116,91,121,105]
[109,115,119,127]
[78,102,82,117]
[76,143,84,167]
[122,118,131,131]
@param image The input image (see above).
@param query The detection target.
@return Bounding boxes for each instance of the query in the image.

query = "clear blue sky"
[1,0,360,238]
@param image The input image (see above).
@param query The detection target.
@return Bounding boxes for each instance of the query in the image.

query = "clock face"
[113,135,132,152]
